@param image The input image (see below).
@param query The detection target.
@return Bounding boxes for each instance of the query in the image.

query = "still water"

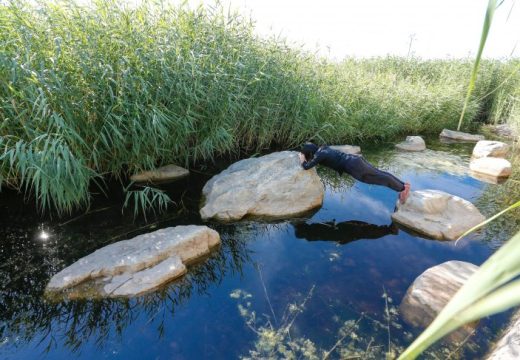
[0,140,517,359]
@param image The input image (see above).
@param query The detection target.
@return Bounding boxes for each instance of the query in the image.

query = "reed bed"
[0,0,518,214]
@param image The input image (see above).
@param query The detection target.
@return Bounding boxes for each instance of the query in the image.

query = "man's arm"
[300,151,322,170]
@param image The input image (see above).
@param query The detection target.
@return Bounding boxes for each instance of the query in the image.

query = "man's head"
[301,143,318,161]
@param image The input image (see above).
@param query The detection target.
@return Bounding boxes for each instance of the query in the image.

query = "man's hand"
[298,152,306,164]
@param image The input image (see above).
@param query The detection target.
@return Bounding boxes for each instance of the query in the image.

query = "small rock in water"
[400,261,479,342]
[329,145,361,155]
[391,190,485,240]
[487,123,516,140]
[200,151,324,221]
[395,136,426,151]
[472,140,510,159]
[470,157,512,179]
[486,311,520,360]
[45,225,220,298]
[440,128,485,143]
[130,164,189,183]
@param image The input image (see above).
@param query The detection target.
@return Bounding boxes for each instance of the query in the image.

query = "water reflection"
[0,205,253,355]
[294,219,398,244]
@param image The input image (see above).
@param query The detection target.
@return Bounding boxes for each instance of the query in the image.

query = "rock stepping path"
[131,164,189,183]
[400,261,479,342]
[329,144,361,155]
[46,225,220,298]
[391,190,485,241]
[200,151,324,221]
[472,140,510,159]
[395,136,426,151]
[440,128,485,142]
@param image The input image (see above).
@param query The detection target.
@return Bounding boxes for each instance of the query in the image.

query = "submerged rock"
[487,311,520,360]
[329,145,361,155]
[46,225,220,298]
[395,136,426,152]
[440,129,485,143]
[470,157,512,179]
[392,149,469,178]
[391,190,485,240]
[200,151,324,221]
[487,124,516,140]
[472,140,510,159]
[130,164,189,183]
[400,261,479,342]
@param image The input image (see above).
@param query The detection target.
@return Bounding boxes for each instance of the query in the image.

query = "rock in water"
[472,140,510,159]
[395,136,426,151]
[487,124,516,140]
[487,312,520,359]
[470,157,512,178]
[440,129,485,142]
[200,151,324,221]
[391,190,485,240]
[46,225,220,298]
[130,164,189,183]
[329,145,361,155]
[400,261,479,342]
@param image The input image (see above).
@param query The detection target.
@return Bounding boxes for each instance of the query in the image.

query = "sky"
[188,0,519,60]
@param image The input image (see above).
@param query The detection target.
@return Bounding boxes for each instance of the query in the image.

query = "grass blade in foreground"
[398,230,520,359]
[457,0,497,131]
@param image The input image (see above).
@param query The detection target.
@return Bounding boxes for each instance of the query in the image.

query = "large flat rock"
[130,164,189,183]
[487,311,520,360]
[200,151,324,221]
[470,157,512,178]
[329,144,361,155]
[440,129,485,142]
[395,136,426,151]
[391,190,485,240]
[46,225,220,298]
[472,140,510,159]
[400,261,479,342]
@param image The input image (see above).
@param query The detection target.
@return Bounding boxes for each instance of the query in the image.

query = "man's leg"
[345,156,410,201]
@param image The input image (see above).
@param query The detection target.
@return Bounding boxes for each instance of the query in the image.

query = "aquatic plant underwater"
[1,0,519,216]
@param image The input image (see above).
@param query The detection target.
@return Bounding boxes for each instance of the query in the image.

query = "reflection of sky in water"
[0,142,515,359]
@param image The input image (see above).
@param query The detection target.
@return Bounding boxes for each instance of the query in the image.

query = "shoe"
[399,182,411,204]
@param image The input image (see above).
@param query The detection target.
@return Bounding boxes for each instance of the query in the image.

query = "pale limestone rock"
[470,157,512,178]
[329,145,361,155]
[472,140,510,159]
[391,190,485,240]
[400,261,479,342]
[487,312,520,360]
[46,225,220,298]
[395,136,426,151]
[200,151,324,221]
[440,129,485,142]
[130,164,189,183]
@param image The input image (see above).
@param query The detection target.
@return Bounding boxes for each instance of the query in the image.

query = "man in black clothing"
[299,143,410,203]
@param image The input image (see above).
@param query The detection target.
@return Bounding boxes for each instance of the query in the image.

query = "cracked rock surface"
[46,225,220,298]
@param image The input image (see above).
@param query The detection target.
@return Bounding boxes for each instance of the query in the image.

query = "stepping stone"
[200,151,324,221]
[472,140,510,159]
[329,145,361,155]
[487,124,516,140]
[45,225,220,298]
[395,136,426,151]
[391,190,485,240]
[440,129,485,143]
[130,164,189,183]
[470,157,512,179]
[487,311,520,359]
[400,261,479,343]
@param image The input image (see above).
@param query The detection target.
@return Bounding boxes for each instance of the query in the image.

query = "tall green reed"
[0,0,517,215]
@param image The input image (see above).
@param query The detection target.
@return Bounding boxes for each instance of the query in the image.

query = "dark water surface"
[0,140,517,359]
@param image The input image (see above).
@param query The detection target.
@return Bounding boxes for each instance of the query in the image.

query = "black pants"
[343,156,405,192]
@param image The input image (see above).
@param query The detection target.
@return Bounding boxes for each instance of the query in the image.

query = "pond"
[0,139,518,359]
